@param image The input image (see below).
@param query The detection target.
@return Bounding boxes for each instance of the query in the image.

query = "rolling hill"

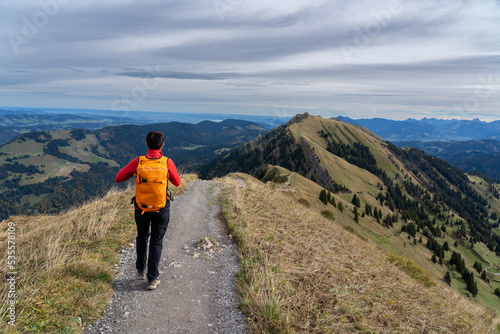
[0,108,289,145]
[200,113,500,313]
[0,119,267,219]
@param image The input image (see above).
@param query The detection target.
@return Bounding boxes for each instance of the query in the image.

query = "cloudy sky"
[0,0,499,120]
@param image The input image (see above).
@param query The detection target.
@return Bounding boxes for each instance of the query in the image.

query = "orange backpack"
[135,156,170,213]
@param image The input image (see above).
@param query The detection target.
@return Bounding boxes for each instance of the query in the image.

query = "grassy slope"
[466,175,500,308]
[264,165,493,302]
[286,116,419,249]
[0,131,116,190]
[219,173,499,333]
[287,116,500,312]
[251,115,500,316]
[1,164,498,333]
[59,134,118,166]
[0,174,196,333]
[289,115,398,195]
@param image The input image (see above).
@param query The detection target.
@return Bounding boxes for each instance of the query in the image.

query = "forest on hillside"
[0,120,268,219]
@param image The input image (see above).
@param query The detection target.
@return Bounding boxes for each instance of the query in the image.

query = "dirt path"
[483,250,500,276]
[86,180,247,334]
[484,250,492,270]
[276,172,296,192]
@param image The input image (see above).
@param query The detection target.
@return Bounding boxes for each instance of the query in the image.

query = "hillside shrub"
[389,254,435,288]
[321,210,335,220]
[298,198,310,207]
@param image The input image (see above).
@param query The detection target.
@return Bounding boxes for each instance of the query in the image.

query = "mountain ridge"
[200,113,500,312]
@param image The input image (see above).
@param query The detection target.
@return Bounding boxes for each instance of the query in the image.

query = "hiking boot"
[147,278,160,290]
[136,269,146,281]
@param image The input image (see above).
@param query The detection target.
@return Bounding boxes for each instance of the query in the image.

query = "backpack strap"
[164,157,174,201]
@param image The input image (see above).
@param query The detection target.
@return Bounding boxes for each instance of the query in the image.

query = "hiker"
[115,131,181,290]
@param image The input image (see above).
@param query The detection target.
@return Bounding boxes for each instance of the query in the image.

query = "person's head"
[146,131,164,150]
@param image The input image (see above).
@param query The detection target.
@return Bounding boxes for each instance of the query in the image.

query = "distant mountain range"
[336,116,500,180]
[0,111,130,145]
[0,108,290,144]
[336,116,500,142]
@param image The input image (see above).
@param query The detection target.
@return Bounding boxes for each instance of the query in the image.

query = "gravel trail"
[85,180,247,334]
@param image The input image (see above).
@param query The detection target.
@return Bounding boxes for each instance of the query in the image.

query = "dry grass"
[0,174,196,333]
[0,187,134,333]
[219,173,500,333]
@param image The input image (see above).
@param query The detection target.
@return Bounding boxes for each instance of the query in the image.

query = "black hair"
[146,131,164,149]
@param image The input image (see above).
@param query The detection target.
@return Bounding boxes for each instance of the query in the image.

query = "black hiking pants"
[135,201,170,281]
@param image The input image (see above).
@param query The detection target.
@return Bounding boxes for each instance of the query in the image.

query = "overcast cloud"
[0,0,499,120]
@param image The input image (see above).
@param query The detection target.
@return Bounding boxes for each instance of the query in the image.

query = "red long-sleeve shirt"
[115,149,181,188]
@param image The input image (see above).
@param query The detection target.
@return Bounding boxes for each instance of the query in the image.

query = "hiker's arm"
[168,159,181,187]
[115,158,139,182]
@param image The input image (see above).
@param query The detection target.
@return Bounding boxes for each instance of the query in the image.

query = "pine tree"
[444,271,452,285]
[319,189,328,205]
[338,202,344,213]
[373,208,381,223]
[431,254,437,263]
[473,261,483,273]
[352,194,361,208]
[481,270,487,281]
[354,207,359,223]
[470,280,478,297]
[329,191,336,207]
[462,268,471,282]
[365,203,372,216]
[462,268,479,297]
